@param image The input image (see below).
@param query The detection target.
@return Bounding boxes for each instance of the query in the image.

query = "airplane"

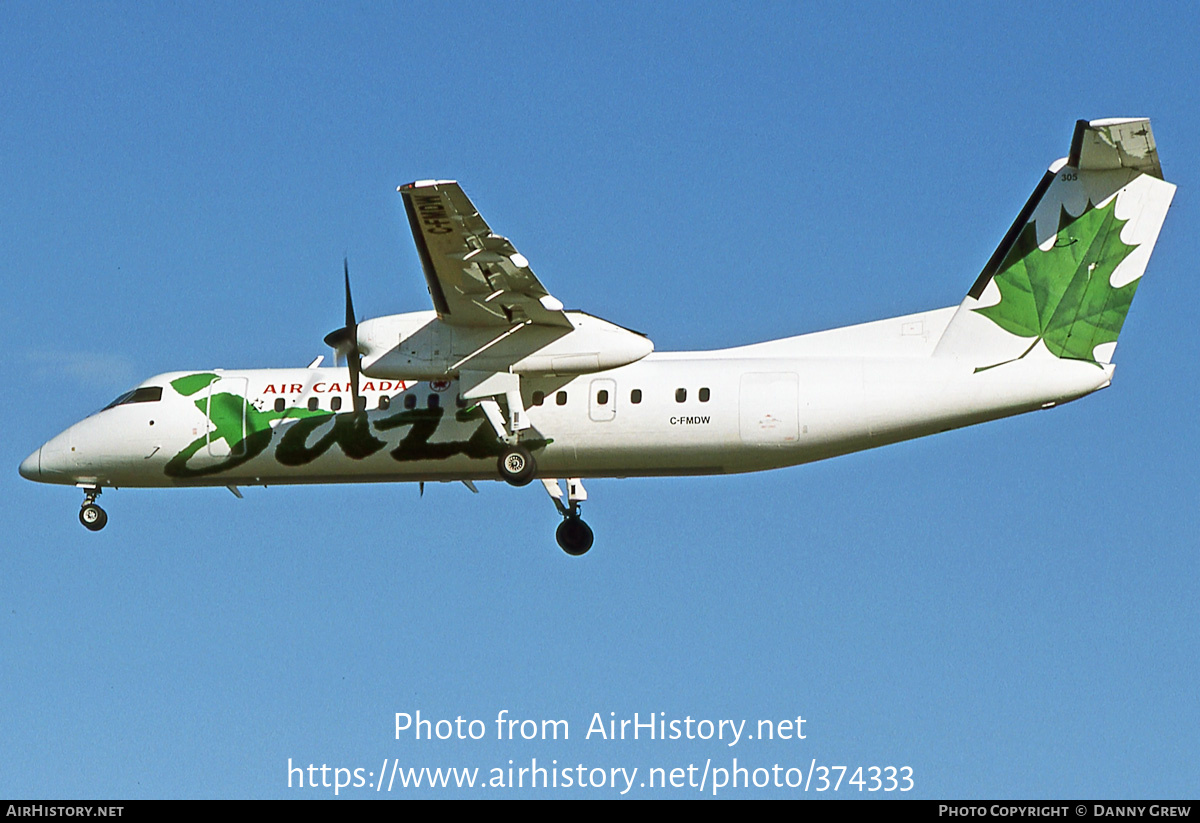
[19,118,1175,555]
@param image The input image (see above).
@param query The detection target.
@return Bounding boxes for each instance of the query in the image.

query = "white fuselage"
[21,308,1114,490]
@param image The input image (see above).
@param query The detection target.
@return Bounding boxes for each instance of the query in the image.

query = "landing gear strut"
[543,478,593,556]
[460,371,540,489]
[78,487,107,532]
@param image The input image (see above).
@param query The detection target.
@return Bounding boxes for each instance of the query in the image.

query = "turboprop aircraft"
[19,118,1175,555]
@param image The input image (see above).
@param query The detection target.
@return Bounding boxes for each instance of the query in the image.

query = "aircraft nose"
[19,447,41,481]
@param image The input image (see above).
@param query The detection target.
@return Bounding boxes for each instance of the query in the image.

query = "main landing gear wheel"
[556,515,594,556]
[543,479,594,556]
[498,444,536,487]
[79,503,107,531]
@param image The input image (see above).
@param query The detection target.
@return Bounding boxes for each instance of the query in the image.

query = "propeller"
[323,258,365,414]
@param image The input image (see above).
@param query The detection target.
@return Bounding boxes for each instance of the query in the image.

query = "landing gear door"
[739,372,799,445]
[206,377,249,457]
[588,378,617,422]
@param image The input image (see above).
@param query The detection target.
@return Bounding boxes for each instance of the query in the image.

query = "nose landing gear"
[78,487,107,532]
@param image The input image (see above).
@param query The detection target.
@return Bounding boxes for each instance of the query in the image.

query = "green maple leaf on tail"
[974,198,1140,367]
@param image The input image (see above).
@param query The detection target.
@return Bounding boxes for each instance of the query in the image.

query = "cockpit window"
[104,386,163,409]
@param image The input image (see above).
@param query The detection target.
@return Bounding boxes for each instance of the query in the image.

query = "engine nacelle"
[357,311,653,380]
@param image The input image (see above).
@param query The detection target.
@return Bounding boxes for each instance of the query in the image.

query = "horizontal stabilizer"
[1070,118,1162,179]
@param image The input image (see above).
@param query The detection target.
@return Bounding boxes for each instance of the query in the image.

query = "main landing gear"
[497,444,536,487]
[78,487,107,532]
[457,371,593,554]
[459,371,543,489]
[556,516,593,556]
[543,478,593,556]
[477,401,540,488]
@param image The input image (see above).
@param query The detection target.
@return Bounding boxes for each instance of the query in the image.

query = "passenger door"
[206,377,249,457]
[588,378,617,422]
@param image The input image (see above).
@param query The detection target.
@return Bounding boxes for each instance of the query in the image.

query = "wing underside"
[399,180,572,329]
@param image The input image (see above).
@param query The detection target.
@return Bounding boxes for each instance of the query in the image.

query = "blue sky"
[3,1,1198,798]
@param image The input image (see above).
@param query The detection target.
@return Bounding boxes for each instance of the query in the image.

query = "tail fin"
[933,118,1175,369]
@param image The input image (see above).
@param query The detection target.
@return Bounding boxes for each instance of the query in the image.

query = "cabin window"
[307,397,319,411]
[596,389,609,405]
[331,396,342,412]
[556,391,568,406]
[699,387,710,402]
[675,388,687,403]
[532,391,545,406]
[379,395,390,410]
[631,389,642,404]
[274,398,285,412]
[404,394,417,410]
[428,394,440,409]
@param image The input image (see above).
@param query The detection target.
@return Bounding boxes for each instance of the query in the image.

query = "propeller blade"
[347,341,362,412]
[343,258,363,413]
[344,258,355,330]
[322,258,366,412]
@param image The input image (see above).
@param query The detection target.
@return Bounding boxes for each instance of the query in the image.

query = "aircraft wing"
[398,180,573,329]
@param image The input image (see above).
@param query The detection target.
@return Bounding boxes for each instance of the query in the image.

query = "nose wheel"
[78,488,107,531]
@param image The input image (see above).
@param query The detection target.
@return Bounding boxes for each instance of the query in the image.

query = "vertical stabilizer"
[933,118,1175,371]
